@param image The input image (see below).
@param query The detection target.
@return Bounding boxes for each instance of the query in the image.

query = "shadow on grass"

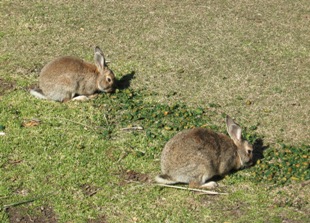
[252,138,268,164]
[116,71,135,90]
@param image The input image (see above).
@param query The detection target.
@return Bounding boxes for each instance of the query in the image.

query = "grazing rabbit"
[155,115,253,188]
[30,46,116,102]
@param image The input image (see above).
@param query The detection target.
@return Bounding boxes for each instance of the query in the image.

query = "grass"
[0,0,309,222]
[1,89,309,222]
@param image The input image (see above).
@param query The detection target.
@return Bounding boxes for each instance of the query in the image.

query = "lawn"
[0,0,309,222]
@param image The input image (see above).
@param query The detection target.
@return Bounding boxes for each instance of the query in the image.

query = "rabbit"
[155,115,253,188]
[30,46,116,102]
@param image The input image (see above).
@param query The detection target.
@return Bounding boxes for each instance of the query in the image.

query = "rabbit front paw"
[200,181,218,189]
[72,95,89,101]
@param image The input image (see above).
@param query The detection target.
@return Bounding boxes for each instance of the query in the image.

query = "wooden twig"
[41,116,106,132]
[57,117,102,130]
[121,126,144,131]
[156,184,228,195]
[2,192,56,210]
[3,198,37,209]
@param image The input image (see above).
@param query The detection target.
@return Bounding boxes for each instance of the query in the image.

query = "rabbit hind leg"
[155,174,178,185]
[43,88,72,102]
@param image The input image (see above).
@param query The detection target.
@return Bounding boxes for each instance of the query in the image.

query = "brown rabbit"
[155,115,253,188]
[30,46,115,102]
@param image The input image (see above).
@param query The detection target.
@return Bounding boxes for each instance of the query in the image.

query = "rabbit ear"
[226,115,242,142]
[94,46,106,71]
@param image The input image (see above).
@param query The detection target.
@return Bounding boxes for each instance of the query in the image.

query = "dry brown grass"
[0,0,309,222]
[1,0,309,146]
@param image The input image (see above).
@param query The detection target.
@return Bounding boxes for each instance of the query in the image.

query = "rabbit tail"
[155,174,178,185]
[30,88,47,100]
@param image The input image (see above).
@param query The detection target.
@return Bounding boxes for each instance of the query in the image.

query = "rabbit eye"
[107,77,112,83]
[247,150,252,155]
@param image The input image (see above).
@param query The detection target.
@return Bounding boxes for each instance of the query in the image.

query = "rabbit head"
[94,46,116,93]
[226,115,253,168]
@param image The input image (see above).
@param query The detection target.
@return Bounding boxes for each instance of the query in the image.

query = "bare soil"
[0,78,15,96]
[6,206,57,223]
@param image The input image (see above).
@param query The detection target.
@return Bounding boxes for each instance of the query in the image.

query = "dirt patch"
[80,184,101,197]
[0,78,15,96]
[87,215,108,223]
[119,169,150,186]
[6,205,57,223]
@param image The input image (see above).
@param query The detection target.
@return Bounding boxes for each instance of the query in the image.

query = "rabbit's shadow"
[116,71,135,90]
[252,138,268,164]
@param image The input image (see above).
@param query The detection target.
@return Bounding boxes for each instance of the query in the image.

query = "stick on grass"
[2,192,56,210]
[156,184,228,195]
[121,126,144,131]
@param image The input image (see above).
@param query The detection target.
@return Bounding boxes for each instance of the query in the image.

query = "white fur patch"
[72,95,89,101]
[155,175,177,185]
[200,181,218,189]
[30,90,47,100]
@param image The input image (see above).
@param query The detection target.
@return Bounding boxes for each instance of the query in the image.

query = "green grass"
[1,0,309,222]
[1,89,309,222]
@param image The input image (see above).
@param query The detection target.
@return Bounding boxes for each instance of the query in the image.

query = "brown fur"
[30,46,115,102]
[155,116,253,186]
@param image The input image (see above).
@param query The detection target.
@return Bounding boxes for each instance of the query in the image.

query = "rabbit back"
[160,127,238,184]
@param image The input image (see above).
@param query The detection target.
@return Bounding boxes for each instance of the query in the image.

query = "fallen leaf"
[22,119,41,127]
